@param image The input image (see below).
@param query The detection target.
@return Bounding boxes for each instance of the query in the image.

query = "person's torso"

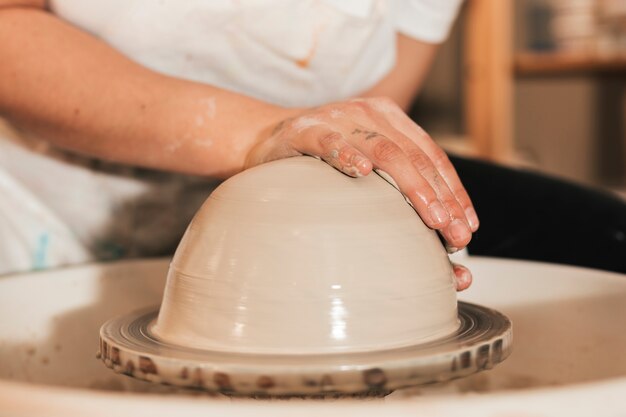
[50,0,396,107]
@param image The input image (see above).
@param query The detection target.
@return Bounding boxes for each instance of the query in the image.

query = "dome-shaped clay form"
[152,156,459,354]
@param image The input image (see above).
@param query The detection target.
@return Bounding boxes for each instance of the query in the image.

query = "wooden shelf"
[514,52,626,76]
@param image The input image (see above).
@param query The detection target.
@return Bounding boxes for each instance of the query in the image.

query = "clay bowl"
[100,156,511,395]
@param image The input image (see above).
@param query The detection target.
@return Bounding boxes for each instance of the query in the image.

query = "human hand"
[246,97,478,291]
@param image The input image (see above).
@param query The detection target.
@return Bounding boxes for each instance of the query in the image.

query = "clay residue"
[329,109,344,119]
[291,116,325,133]
[199,97,216,121]
[194,138,214,148]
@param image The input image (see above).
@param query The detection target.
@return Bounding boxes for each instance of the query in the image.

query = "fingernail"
[446,245,459,254]
[354,156,372,176]
[465,207,480,231]
[428,201,449,226]
[449,219,470,242]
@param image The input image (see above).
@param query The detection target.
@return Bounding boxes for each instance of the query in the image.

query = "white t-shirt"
[0,0,462,274]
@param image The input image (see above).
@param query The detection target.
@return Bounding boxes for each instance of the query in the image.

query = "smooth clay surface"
[152,156,459,354]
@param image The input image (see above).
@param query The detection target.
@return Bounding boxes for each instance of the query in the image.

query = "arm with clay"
[0,2,297,178]
[0,5,475,289]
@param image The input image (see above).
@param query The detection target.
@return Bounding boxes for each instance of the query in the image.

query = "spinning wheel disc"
[99,301,512,396]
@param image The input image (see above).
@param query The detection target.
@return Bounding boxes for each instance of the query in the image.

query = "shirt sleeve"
[391,0,464,43]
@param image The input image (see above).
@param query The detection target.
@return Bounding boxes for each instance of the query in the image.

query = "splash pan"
[1,258,625,416]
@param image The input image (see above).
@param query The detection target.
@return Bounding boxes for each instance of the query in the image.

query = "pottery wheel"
[99,302,512,395]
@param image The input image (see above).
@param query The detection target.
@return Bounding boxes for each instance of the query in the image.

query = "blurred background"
[413,0,626,198]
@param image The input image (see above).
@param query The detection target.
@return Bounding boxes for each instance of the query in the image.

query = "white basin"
[0,257,625,416]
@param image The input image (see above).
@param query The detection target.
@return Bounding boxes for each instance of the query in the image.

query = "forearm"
[0,8,293,178]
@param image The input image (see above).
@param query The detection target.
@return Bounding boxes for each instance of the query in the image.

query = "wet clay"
[152,156,459,354]
[98,157,511,396]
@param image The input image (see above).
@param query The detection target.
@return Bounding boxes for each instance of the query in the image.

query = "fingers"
[348,125,471,248]
[406,147,472,249]
[389,134,472,248]
[269,98,477,249]
[349,133,453,230]
[382,107,480,232]
[452,263,472,292]
[290,122,451,231]
[291,125,373,177]
[343,98,477,248]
